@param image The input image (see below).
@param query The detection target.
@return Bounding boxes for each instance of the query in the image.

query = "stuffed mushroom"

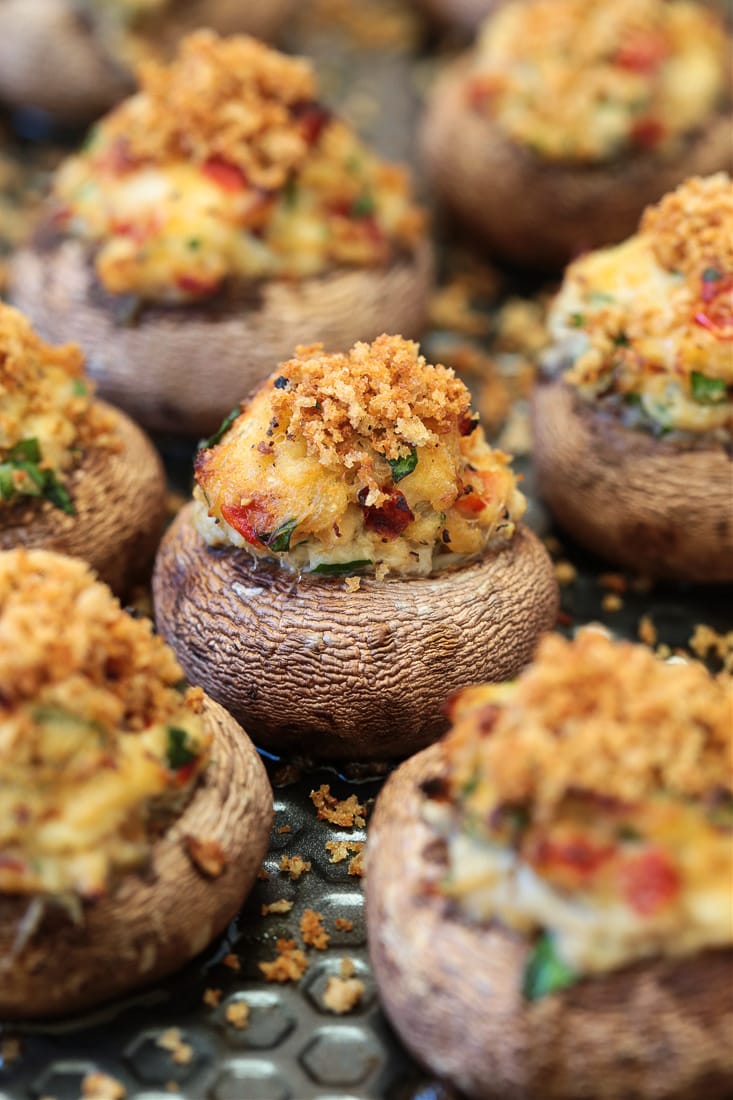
[0,0,295,125]
[0,301,166,595]
[0,548,272,1018]
[153,334,558,761]
[366,628,733,1100]
[421,0,732,269]
[532,173,733,581]
[11,31,432,437]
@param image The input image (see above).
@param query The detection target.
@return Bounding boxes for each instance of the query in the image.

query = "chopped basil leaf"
[690,371,726,404]
[198,406,241,450]
[523,933,578,1001]
[351,192,376,218]
[0,466,15,499]
[702,267,722,283]
[9,438,41,463]
[166,726,197,770]
[310,559,372,576]
[42,471,74,515]
[570,313,585,328]
[388,448,418,483]
[264,518,298,553]
[71,378,88,397]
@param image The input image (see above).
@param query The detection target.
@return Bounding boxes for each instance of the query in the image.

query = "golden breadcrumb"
[184,835,227,878]
[689,623,733,672]
[334,917,354,932]
[642,173,733,279]
[81,1073,126,1100]
[156,1028,193,1065]
[310,784,366,828]
[638,614,658,646]
[300,908,330,950]
[258,938,309,983]
[261,899,294,916]
[278,854,312,880]
[323,973,365,1014]
[445,629,732,820]
[325,839,364,864]
[224,1001,250,1030]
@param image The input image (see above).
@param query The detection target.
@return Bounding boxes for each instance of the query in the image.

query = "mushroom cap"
[0,0,295,124]
[531,377,733,582]
[366,742,733,1100]
[0,402,167,597]
[420,58,733,270]
[10,235,433,437]
[152,502,558,761]
[0,694,273,1019]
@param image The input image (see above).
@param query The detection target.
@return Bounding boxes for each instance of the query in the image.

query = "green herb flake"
[388,448,418,483]
[198,406,241,450]
[9,438,41,463]
[690,371,727,404]
[589,290,615,305]
[264,518,299,553]
[71,379,88,397]
[187,238,202,251]
[42,471,74,515]
[166,726,197,770]
[613,332,630,348]
[570,313,585,328]
[283,177,298,207]
[351,192,376,218]
[523,933,577,1001]
[310,559,372,576]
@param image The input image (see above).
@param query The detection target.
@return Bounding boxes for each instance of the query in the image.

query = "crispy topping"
[300,908,330,950]
[444,630,732,820]
[278,854,312,880]
[97,31,316,190]
[469,0,727,163]
[310,784,366,828]
[322,972,365,1014]
[258,938,309,983]
[642,173,733,279]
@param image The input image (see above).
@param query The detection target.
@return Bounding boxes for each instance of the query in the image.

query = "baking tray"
[0,3,731,1098]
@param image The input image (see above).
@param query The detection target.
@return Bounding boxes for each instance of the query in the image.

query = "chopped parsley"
[690,371,727,404]
[351,192,376,218]
[570,313,585,328]
[310,559,372,576]
[263,518,299,553]
[388,448,418,483]
[0,438,74,515]
[166,726,198,770]
[523,933,578,1001]
[198,406,241,450]
[71,378,88,397]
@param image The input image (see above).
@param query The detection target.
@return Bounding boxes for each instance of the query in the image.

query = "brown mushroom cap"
[0,0,295,124]
[0,402,167,597]
[151,502,558,761]
[366,743,733,1100]
[413,0,498,34]
[0,694,273,1019]
[531,378,733,582]
[10,235,433,437]
[421,58,733,270]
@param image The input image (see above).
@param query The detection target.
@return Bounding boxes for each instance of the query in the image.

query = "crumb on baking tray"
[202,987,222,1007]
[325,839,365,863]
[322,970,366,1014]
[259,937,309,982]
[81,1074,126,1100]
[334,917,354,932]
[311,784,366,827]
[261,898,294,916]
[156,1028,193,1065]
[638,614,657,647]
[300,907,330,950]
[279,854,312,880]
[222,952,240,971]
[224,1001,250,1030]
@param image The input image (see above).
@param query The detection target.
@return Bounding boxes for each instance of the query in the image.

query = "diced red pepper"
[293,102,332,146]
[455,488,487,516]
[630,117,665,149]
[533,836,614,882]
[175,273,222,297]
[615,33,668,73]
[173,761,197,785]
[221,498,275,549]
[202,156,248,192]
[619,849,680,916]
[361,489,414,539]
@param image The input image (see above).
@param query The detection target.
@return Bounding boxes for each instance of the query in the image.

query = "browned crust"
[10,236,434,437]
[366,743,733,1100]
[0,0,296,123]
[0,402,167,597]
[530,378,733,582]
[421,58,733,270]
[0,694,273,1019]
[151,502,558,761]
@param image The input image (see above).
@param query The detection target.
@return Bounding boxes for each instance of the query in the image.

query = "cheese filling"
[467,0,728,164]
[53,32,424,303]
[193,335,525,578]
[546,174,733,436]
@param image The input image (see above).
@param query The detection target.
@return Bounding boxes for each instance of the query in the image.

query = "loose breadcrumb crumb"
[156,1028,193,1065]
[277,824,292,834]
[322,973,365,1015]
[325,839,365,863]
[554,561,577,586]
[311,785,366,828]
[601,593,623,613]
[334,917,354,932]
[222,953,240,971]
[258,938,309,983]
[279,854,312,880]
[348,849,365,877]
[0,1038,21,1063]
[224,1001,250,1031]
[81,1074,127,1100]
[202,988,222,1008]
[261,899,294,916]
[184,836,227,878]
[689,624,733,672]
[300,908,330,950]
[638,614,657,646]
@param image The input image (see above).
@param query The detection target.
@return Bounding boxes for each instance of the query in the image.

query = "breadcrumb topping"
[549,175,733,435]
[0,549,207,897]
[444,630,732,818]
[258,938,309,983]
[310,784,366,828]
[300,907,330,950]
[0,304,117,508]
[194,335,525,577]
[469,0,727,163]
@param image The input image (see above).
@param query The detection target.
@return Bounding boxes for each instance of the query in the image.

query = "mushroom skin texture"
[421,59,733,270]
[0,695,273,1019]
[10,235,433,437]
[366,743,733,1100]
[0,0,295,125]
[0,402,167,597]
[152,503,558,761]
[531,378,733,582]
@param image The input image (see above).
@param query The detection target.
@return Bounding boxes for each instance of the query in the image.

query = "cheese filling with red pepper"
[0,303,118,515]
[426,631,733,986]
[52,31,425,303]
[467,0,728,163]
[0,550,209,899]
[193,335,526,578]
[546,174,733,437]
